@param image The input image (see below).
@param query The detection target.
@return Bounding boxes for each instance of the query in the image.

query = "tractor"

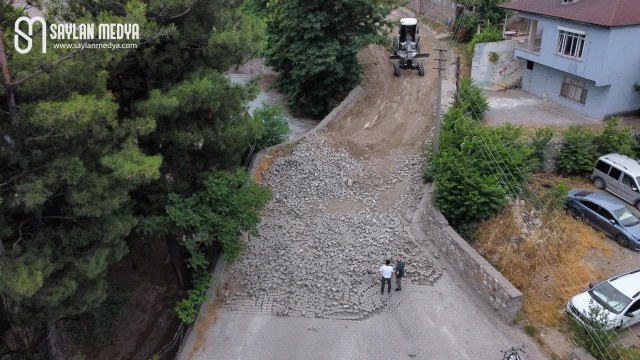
[390,18,429,77]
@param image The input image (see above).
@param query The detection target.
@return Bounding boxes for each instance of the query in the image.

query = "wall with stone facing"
[423,189,524,322]
[569,348,597,360]
[249,86,363,180]
[407,0,456,25]
[472,40,523,89]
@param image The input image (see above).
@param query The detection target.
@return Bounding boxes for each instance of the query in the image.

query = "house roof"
[498,0,640,27]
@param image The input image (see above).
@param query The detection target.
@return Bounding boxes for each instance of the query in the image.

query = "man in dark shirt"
[395,257,405,291]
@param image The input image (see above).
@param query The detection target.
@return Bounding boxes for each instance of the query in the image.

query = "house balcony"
[516,37,542,54]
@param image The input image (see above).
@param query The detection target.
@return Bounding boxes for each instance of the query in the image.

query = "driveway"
[484,90,602,127]
[182,7,549,360]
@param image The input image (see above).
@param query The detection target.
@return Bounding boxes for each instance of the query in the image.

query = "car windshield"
[589,282,632,314]
[613,207,640,227]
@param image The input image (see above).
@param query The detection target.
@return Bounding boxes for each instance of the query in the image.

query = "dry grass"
[475,200,613,329]
[252,145,293,183]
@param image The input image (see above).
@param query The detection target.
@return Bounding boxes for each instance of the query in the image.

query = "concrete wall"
[601,26,640,117]
[523,62,610,119]
[425,189,524,322]
[569,348,597,360]
[407,0,456,25]
[472,40,523,88]
[514,14,611,84]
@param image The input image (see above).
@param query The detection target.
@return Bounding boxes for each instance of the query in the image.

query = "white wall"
[471,40,523,88]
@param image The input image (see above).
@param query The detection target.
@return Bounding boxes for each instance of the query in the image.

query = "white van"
[567,269,640,330]
[591,154,640,210]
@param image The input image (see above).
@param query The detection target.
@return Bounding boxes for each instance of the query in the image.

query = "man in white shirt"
[378,259,394,294]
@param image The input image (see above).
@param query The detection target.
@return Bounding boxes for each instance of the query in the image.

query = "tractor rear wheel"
[416,43,421,54]
[393,37,399,55]
[393,63,401,77]
[417,62,425,76]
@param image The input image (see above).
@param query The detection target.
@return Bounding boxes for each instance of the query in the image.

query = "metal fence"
[153,323,187,360]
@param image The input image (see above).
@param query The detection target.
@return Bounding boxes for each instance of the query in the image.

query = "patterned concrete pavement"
[190,268,547,360]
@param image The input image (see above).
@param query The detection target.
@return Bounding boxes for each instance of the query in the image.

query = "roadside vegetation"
[424,77,640,359]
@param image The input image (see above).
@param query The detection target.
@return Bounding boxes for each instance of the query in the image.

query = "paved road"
[194,274,542,360]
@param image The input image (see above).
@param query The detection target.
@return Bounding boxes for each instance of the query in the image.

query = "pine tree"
[0,4,162,357]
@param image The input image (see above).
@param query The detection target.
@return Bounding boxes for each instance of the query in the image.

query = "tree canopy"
[264,0,395,118]
[1,0,274,357]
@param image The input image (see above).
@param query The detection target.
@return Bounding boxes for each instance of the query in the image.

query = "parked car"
[591,153,640,210]
[566,189,640,250]
[567,269,640,330]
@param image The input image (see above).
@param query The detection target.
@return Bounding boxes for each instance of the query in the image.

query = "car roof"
[608,269,640,299]
[599,153,640,175]
[569,189,627,211]
[400,18,418,26]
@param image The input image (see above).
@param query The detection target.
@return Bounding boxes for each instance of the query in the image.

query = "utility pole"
[433,48,447,156]
[455,56,461,103]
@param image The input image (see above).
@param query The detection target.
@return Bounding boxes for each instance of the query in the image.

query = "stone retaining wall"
[424,186,524,322]
[249,85,363,179]
[569,348,597,360]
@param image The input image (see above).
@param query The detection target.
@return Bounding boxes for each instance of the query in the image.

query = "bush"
[175,270,212,324]
[539,179,570,213]
[431,148,507,228]
[557,126,598,175]
[468,25,504,53]
[254,103,290,149]
[568,302,640,360]
[454,77,489,120]
[530,128,554,172]
[595,117,635,157]
[452,13,479,43]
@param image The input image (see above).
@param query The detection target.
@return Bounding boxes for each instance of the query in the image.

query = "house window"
[560,76,588,104]
[526,60,534,70]
[556,29,586,59]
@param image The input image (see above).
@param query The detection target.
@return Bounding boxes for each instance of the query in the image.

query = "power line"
[431,7,637,359]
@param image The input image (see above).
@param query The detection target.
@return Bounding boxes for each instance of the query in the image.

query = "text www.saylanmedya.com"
[52,42,138,50]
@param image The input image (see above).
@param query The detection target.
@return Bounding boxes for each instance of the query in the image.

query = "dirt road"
[328,7,438,159]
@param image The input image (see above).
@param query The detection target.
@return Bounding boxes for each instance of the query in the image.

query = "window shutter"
[580,89,588,104]
[561,83,570,97]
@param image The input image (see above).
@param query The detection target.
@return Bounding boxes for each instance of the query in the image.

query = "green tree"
[557,126,598,175]
[265,0,395,118]
[254,103,290,149]
[0,5,162,358]
[454,77,489,120]
[594,117,635,157]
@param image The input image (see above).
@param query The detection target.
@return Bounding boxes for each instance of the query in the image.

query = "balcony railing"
[516,37,542,54]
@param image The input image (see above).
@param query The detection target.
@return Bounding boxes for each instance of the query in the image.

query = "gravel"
[223,134,441,320]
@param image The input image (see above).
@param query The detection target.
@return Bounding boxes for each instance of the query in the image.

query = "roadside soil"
[326,7,439,159]
[81,238,181,360]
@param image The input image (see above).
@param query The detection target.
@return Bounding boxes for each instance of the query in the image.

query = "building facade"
[500,0,640,120]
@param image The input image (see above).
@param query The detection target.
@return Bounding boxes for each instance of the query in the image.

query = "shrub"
[452,13,479,43]
[568,302,630,360]
[175,270,212,324]
[539,179,570,213]
[557,126,598,175]
[454,77,489,121]
[595,117,635,157]
[468,25,504,53]
[254,103,290,149]
[530,128,554,172]
[431,148,507,228]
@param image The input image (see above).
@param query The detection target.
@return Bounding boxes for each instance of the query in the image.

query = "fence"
[152,323,187,360]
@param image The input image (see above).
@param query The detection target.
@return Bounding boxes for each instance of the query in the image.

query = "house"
[498,0,640,120]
